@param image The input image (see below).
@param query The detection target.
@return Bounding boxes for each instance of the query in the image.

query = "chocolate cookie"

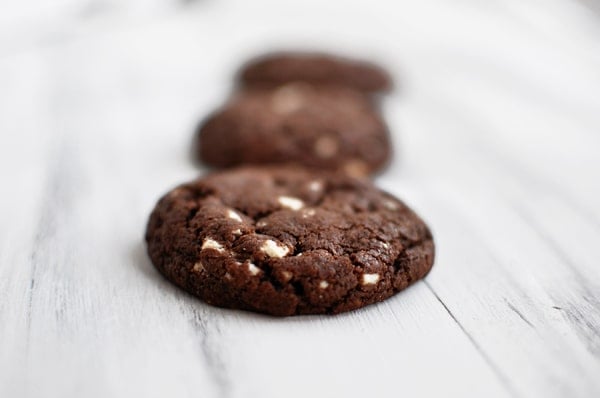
[196,84,391,177]
[145,166,434,316]
[239,52,392,93]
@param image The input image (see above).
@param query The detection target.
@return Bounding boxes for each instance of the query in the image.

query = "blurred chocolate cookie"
[145,166,434,316]
[239,52,392,93]
[196,84,391,177]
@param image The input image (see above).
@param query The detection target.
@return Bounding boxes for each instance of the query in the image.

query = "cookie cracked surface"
[145,166,434,316]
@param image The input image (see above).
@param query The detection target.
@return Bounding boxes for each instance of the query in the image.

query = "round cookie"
[196,84,391,177]
[145,166,435,316]
[239,52,393,93]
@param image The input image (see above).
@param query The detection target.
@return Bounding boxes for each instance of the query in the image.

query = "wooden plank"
[0,28,511,397]
[375,84,600,397]
[1,0,599,397]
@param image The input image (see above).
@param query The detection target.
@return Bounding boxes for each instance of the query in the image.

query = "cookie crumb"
[202,237,224,252]
[227,209,242,222]
[362,273,380,285]
[260,239,290,258]
[278,196,304,210]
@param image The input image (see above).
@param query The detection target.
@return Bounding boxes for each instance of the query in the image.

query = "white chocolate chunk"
[344,159,369,178]
[308,180,323,192]
[278,196,304,211]
[319,280,329,289]
[256,221,267,228]
[202,238,224,252]
[232,229,242,236]
[281,271,293,282]
[192,262,204,272]
[383,199,398,210]
[302,208,316,218]
[314,136,339,158]
[362,273,380,285]
[247,262,260,275]
[227,209,242,222]
[271,84,306,114]
[224,272,232,280]
[260,239,290,258]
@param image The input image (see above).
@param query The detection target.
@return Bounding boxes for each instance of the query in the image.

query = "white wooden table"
[1,1,599,397]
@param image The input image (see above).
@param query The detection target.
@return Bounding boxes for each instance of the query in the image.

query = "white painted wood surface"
[1,1,599,397]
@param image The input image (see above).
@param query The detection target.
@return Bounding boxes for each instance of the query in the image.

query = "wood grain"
[1,0,599,397]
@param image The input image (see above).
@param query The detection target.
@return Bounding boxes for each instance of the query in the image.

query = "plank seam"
[425,281,521,398]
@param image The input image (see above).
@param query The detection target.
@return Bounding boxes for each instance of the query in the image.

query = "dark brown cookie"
[239,52,393,93]
[196,84,391,177]
[145,166,435,316]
